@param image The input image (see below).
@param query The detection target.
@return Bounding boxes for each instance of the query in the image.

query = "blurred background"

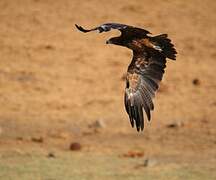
[0,0,215,179]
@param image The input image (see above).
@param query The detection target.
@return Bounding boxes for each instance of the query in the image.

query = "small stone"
[44,44,55,50]
[47,152,56,158]
[31,137,44,143]
[88,119,106,129]
[143,158,157,167]
[69,142,82,151]
[122,151,144,158]
[211,102,216,106]
[166,120,184,128]
[192,78,200,86]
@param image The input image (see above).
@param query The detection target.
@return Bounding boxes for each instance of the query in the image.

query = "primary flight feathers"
[75,23,177,131]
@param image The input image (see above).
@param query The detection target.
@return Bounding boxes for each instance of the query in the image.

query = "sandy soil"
[0,0,216,179]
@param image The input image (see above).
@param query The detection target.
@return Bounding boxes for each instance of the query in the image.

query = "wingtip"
[136,125,144,132]
[75,24,89,33]
[75,24,81,31]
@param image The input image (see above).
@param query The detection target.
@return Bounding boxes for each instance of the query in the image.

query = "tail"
[151,34,177,60]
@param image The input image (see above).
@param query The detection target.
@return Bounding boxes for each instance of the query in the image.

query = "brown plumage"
[75,23,177,132]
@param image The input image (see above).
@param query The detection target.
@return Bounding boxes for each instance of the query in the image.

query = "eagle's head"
[106,36,124,46]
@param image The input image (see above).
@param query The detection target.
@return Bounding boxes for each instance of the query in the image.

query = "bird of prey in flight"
[75,23,177,132]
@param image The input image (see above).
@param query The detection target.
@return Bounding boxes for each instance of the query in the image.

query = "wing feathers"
[75,23,151,37]
[75,23,128,33]
[124,52,168,131]
[150,34,177,60]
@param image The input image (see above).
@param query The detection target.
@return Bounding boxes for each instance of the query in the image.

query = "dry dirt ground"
[0,0,216,179]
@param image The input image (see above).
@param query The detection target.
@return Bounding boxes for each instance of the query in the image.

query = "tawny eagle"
[75,23,177,132]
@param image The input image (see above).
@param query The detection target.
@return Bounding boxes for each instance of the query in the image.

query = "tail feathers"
[152,34,177,60]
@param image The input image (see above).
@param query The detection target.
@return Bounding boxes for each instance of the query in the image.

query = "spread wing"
[75,23,150,38]
[125,50,167,131]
